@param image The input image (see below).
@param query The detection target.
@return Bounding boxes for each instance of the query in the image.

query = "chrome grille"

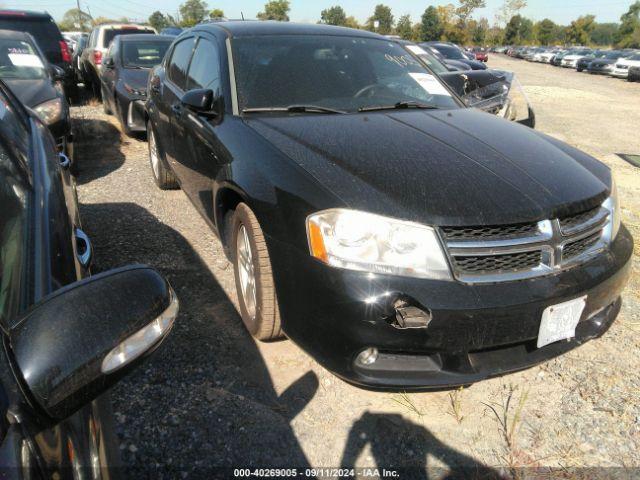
[441,223,538,241]
[441,206,610,283]
[452,251,542,274]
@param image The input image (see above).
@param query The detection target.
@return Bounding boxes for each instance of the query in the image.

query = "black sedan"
[423,41,488,70]
[100,34,173,135]
[146,22,632,389]
[0,30,74,164]
[587,50,626,75]
[0,79,177,476]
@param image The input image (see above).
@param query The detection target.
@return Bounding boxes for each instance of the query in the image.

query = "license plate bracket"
[537,296,587,348]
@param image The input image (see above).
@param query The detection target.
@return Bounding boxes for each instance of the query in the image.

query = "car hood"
[245,108,610,226]
[120,68,152,90]
[4,78,58,108]
[591,58,617,66]
[564,54,587,61]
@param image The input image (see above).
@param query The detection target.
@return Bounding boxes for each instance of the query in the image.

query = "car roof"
[0,9,53,19]
[193,21,382,39]
[117,33,173,42]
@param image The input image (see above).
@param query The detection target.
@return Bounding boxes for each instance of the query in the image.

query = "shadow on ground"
[72,118,125,185]
[79,201,505,479]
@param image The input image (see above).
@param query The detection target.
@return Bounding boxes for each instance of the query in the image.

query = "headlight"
[602,176,621,242]
[306,209,451,280]
[34,98,63,125]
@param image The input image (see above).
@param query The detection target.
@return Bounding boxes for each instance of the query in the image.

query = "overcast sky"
[7,0,634,25]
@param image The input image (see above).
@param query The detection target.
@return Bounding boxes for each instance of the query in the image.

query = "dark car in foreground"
[0,9,76,99]
[100,34,173,135]
[424,41,487,70]
[628,65,640,82]
[0,30,74,162]
[0,79,177,476]
[146,22,632,389]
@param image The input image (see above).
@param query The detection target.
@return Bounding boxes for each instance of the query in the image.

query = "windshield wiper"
[358,101,440,112]
[242,105,346,115]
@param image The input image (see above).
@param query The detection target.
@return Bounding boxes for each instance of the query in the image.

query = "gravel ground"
[71,56,640,479]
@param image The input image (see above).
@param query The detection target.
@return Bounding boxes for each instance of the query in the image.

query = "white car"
[562,49,592,68]
[538,50,559,63]
[80,24,156,94]
[612,53,640,78]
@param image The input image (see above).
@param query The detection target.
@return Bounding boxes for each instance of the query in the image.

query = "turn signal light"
[307,220,328,263]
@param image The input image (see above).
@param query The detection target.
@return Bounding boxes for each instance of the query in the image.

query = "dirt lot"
[71,55,640,478]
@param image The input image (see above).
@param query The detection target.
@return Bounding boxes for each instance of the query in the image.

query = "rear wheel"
[231,203,283,341]
[147,122,178,190]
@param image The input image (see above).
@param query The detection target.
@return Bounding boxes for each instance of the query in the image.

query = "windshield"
[121,40,171,68]
[403,44,448,75]
[233,35,459,113]
[604,51,622,59]
[0,39,47,80]
[429,44,467,60]
[103,29,155,48]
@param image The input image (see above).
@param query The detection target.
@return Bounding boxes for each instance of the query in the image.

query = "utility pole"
[77,0,82,30]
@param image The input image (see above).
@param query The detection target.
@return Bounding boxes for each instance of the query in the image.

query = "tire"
[577,67,583,72]
[102,85,112,114]
[147,121,179,190]
[231,203,283,341]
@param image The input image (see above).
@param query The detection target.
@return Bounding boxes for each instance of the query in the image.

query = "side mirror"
[49,65,66,81]
[103,57,115,69]
[9,265,178,421]
[181,88,223,119]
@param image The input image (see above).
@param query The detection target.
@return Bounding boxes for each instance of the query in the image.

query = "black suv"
[0,9,76,98]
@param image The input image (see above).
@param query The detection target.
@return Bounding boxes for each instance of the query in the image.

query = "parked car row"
[502,45,640,81]
[0,13,634,476]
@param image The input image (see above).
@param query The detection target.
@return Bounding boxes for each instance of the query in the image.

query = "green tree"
[366,4,394,34]
[344,16,360,29]
[395,14,413,39]
[179,0,208,27]
[495,0,526,25]
[471,17,489,44]
[58,8,92,31]
[320,5,347,26]
[590,23,619,46]
[504,14,533,43]
[210,8,224,18]
[420,6,443,41]
[566,14,596,45]
[615,1,640,47]
[257,0,291,21]
[534,18,557,45]
[148,11,170,31]
[456,0,486,23]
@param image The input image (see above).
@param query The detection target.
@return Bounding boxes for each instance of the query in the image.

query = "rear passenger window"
[187,38,221,92]
[168,37,195,90]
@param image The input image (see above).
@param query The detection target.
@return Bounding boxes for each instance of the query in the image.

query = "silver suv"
[81,24,155,95]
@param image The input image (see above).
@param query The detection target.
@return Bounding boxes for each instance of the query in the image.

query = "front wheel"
[231,203,283,341]
[147,122,178,190]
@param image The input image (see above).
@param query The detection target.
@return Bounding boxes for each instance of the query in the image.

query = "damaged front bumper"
[267,226,633,389]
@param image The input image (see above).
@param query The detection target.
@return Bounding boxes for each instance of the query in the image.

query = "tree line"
[57,0,640,48]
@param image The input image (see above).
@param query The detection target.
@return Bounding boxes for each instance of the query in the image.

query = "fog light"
[357,347,378,365]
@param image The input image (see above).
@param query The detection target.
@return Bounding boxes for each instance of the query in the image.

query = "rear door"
[161,35,196,173]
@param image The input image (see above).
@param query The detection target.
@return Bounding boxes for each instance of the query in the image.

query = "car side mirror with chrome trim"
[181,88,223,120]
[8,265,178,421]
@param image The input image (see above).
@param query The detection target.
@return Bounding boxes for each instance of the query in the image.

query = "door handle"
[59,152,71,169]
[74,228,92,269]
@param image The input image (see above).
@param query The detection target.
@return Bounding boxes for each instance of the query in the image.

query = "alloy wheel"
[236,224,257,320]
